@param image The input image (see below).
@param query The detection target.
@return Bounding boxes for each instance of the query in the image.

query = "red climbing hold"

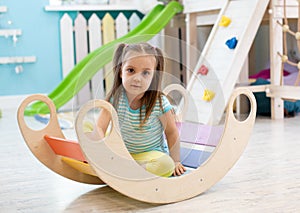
[198,65,208,75]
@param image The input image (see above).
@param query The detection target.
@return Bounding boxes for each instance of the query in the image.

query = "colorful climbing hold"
[219,15,231,27]
[202,89,215,102]
[197,65,208,75]
[226,37,238,49]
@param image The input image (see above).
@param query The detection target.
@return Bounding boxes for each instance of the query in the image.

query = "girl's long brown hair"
[106,42,165,127]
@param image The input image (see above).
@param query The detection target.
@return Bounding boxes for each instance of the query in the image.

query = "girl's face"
[120,54,156,99]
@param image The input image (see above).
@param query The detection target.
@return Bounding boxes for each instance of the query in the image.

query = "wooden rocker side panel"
[76,87,257,203]
[17,94,104,185]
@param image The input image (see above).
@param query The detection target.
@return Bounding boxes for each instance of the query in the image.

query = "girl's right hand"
[173,162,186,176]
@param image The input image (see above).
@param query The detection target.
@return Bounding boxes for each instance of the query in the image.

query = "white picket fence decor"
[59,11,143,110]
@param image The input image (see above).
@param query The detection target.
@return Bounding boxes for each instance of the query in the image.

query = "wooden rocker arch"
[74,87,257,203]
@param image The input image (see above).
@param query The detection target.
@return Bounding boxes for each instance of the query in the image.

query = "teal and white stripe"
[114,90,172,154]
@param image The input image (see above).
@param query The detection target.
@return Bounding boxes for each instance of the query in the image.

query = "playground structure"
[17,0,300,204]
[247,0,300,118]
[184,0,269,124]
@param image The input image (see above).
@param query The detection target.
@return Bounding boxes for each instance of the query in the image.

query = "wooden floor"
[0,106,299,212]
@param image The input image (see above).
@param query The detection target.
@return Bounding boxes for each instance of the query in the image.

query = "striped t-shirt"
[112,90,172,154]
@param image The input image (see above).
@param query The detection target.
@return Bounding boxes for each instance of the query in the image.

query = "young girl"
[93,42,185,177]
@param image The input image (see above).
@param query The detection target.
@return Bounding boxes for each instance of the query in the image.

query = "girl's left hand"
[173,162,186,176]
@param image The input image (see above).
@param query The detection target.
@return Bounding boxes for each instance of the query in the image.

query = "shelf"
[0,6,7,13]
[0,56,36,65]
[45,4,142,12]
[0,29,22,37]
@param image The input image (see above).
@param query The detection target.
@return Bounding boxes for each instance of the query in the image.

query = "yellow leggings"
[83,123,174,177]
[131,150,175,177]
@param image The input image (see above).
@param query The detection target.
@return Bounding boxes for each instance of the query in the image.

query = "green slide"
[25,1,183,115]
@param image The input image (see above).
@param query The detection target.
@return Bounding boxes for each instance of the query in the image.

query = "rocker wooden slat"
[44,135,86,162]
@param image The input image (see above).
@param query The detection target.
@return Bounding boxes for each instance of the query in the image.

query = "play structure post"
[269,0,284,119]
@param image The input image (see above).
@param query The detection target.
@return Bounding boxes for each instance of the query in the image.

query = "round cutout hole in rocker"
[24,100,51,131]
[233,94,251,122]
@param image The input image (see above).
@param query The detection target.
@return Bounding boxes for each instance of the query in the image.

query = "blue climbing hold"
[225,37,238,49]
